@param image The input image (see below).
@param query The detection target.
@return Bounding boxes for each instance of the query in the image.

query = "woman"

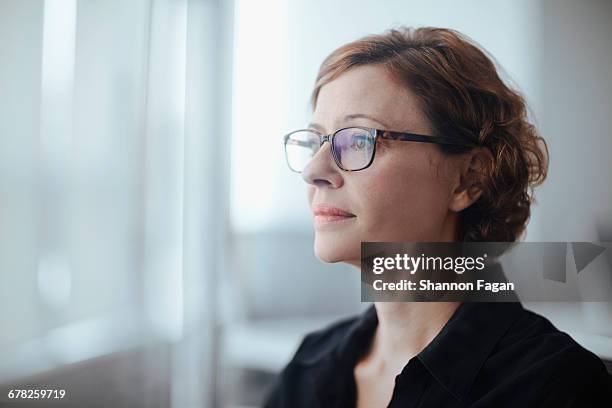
[265,27,612,407]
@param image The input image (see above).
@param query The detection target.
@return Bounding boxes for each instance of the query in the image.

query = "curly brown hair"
[311,27,549,242]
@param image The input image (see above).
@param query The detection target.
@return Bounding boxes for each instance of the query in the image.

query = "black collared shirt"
[264,302,612,407]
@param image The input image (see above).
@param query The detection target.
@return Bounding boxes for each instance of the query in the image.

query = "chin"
[313,233,359,264]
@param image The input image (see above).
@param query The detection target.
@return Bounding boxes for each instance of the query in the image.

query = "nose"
[301,141,344,188]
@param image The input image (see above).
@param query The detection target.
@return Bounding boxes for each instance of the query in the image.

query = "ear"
[448,147,492,212]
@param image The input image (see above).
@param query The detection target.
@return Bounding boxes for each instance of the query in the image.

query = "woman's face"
[303,64,465,267]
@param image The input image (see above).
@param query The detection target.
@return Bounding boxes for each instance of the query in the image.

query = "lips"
[312,204,356,227]
[312,204,356,217]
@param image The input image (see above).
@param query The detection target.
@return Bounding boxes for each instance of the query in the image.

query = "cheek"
[357,152,450,240]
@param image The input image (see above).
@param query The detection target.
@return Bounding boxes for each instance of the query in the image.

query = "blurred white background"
[0,0,610,407]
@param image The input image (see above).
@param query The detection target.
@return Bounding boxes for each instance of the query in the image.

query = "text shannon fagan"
[372,279,515,293]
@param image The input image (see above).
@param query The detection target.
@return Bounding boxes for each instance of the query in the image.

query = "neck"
[368,301,460,372]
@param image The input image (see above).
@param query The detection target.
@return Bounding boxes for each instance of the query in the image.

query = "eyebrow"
[308,113,390,133]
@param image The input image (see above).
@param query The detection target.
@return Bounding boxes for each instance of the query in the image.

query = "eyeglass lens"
[284,128,375,172]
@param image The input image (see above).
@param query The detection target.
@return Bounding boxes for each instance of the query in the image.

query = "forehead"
[313,64,427,132]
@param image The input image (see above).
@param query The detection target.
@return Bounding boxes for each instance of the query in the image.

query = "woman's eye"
[351,135,368,150]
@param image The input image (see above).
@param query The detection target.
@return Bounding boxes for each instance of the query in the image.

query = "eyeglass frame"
[282,126,475,172]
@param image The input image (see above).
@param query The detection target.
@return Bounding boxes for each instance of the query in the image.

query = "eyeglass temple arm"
[378,130,475,147]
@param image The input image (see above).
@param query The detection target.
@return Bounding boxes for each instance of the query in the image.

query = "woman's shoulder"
[498,306,606,365]
[263,310,372,407]
[475,306,612,405]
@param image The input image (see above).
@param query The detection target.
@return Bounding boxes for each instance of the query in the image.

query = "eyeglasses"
[283,126,474,172]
